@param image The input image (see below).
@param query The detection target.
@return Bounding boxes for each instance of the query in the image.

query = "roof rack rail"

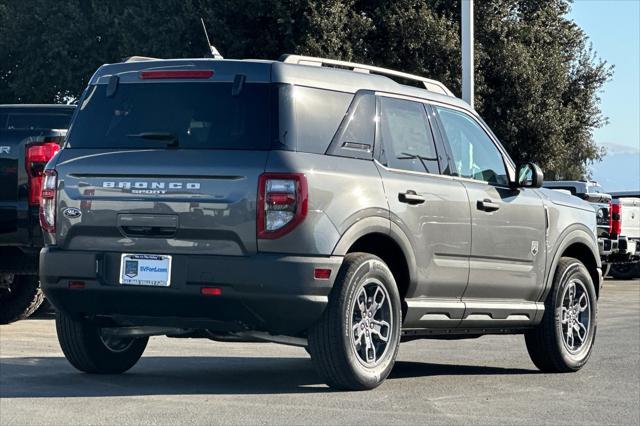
[123,56,160,63]
[280,54,454,97]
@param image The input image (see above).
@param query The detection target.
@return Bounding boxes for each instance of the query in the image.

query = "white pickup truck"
[543,181,640,279]
[608,191,640,279]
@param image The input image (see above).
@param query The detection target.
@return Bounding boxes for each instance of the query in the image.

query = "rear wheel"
[609,263,640,280]
[0,274,44,324]
[56,311,148,374]
[308,253,401,390]
[525,257,597,372]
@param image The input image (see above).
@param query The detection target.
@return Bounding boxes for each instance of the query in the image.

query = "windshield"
[0,110,73,130]
[66,82,273,150]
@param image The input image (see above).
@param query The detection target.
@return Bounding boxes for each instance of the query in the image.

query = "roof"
[88,55,473,114]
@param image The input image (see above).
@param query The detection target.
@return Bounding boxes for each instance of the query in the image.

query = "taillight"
[25,142,60,205]
[608,200,613,234]
[257,173,308,239]
[610,201,622,238]
[39,170,57,233]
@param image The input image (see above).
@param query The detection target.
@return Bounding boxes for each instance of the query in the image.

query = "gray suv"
[40,55,602,390]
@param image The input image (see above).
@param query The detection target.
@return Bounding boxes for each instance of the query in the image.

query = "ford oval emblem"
[63,207,82,219]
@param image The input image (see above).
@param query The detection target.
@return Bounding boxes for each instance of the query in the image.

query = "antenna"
[200,18,223,59]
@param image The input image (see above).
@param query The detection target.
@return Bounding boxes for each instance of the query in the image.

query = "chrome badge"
[62,207,82,219]
[531,240,539,256]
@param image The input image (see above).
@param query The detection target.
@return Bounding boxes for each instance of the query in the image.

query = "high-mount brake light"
[610,201,622,238]
[257,173,308,239]
[139,70,214,80]
[25,141,61,206]
[39,170,57,233]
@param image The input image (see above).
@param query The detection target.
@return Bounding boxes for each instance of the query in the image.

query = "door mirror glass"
[516,163,543,188]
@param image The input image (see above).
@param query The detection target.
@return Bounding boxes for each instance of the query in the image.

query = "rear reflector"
[314,268,331,280]
[201,287,222,296]
[139,70,214,80]
[68,280,85,289]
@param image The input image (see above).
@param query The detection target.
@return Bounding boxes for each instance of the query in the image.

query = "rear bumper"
[599,237,640,263]
[40,248,343,335]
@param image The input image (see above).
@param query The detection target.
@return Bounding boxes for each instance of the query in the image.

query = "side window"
[291,86,353,154]
[378,97,439,174]
[435,106,508,186]
[327,92,376,159]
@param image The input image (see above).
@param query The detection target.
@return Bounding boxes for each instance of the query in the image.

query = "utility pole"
[461,0,474,108]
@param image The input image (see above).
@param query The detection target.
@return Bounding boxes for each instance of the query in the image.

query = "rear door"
[432,105,546,306]
[54,77,274,257]
[374,95,471,327]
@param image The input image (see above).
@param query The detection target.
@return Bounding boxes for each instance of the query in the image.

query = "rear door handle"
[399,190,425,205]
[477,198,500,212]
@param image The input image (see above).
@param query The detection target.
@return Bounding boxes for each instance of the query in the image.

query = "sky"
[568,0,640,191]
[568,0,640,152]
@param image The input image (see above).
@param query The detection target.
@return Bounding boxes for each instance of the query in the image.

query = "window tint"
[327,92,376,159]
[435,106,508,186]
[66,82,272,150]
[2,111,73,130]
[378,97,439,174]
[291,86,352,154]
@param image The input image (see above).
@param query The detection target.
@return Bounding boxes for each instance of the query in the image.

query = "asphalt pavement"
[1,279,638,425]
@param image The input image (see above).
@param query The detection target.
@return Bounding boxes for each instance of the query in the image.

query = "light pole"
[461,0,474,108]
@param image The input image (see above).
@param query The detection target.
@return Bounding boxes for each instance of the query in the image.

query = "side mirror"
[516,162,544,188]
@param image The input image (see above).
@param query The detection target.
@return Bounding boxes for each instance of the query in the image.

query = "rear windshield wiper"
[126,132,179,148]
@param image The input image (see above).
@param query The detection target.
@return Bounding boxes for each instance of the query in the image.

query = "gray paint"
[42,56,601,335]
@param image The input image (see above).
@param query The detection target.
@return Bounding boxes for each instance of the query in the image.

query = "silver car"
[40,55,602,390]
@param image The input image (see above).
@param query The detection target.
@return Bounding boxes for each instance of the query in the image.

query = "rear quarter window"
[284,86,352,154]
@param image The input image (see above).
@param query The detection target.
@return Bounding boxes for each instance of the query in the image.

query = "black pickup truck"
[1,104,75,323]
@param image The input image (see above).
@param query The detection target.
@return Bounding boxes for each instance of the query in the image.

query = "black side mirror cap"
[515,162,544,188]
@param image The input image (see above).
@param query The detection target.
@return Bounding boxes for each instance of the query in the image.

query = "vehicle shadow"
[0,356,537,398]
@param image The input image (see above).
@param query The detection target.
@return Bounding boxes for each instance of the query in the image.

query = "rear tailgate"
[54,149,267,255]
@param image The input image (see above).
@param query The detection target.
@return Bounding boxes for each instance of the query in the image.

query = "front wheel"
[308,253,402,390]
[56,311,148,374]
[525,257,597,372]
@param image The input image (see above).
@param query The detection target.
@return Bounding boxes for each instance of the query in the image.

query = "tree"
[0,0,611,178]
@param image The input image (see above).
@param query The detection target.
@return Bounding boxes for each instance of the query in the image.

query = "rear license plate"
[119,254,172,287]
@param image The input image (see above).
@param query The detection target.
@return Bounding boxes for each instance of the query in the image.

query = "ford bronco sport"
[40,55,602,390]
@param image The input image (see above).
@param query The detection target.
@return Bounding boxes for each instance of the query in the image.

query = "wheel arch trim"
[332,216,418,297]
[540,225,601,305]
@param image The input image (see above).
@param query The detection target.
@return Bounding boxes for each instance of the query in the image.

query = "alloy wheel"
[350,279,393,366]
[560,278,591,353]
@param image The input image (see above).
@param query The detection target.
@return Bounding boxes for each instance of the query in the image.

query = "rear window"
[0,111,73,130]
[66,82,273,150]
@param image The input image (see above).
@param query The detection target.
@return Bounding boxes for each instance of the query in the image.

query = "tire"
[609,263,640,280]
[0,274,44,324]
[525,257,597,372]
[308,252,402,390]
[56,311,148,374]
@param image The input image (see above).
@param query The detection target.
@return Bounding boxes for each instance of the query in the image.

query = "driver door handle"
[399,190,425,205]
[477,198,500,212]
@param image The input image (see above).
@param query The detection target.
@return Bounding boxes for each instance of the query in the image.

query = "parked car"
[608,191,640,279]
[0,104,75,323]
[543,181,640,279]
[40,55,601,390]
